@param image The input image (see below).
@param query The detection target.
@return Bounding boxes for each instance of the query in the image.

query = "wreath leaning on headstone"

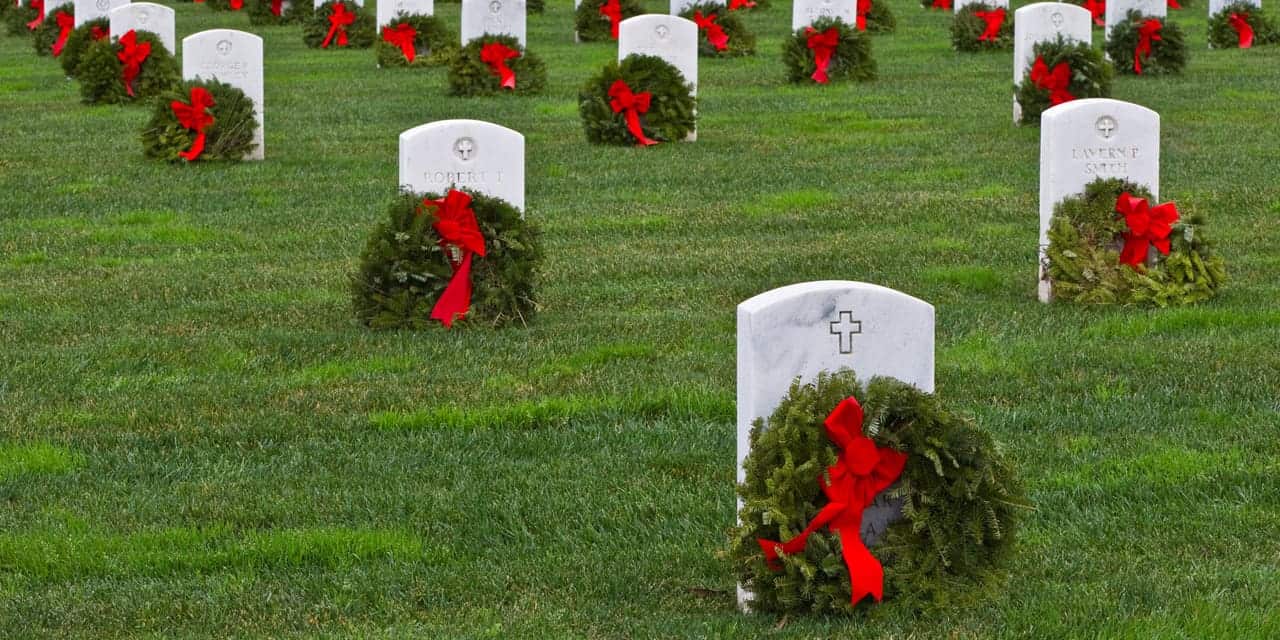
[783,17,876,85]
[1015,37,1113,125]
[447,34,546,96]
[1208,2,1279,48]
[139,79,259,163]
[1044,178,1226,305]
[32,3,72,57]
[729,370,1025,615]
[1104,11,1187,75]
[303,0,376,49]
[247,0,313,25]
[351,189,543,330]
[679,2,756,57]
[860,0,897,34]
[951,3,1012,51]
[57,16,108,75]
[574,0,644,43]
[579,54,696,146]
[75,29,180,105]
[4,0,42,36]
[374,13,456,68]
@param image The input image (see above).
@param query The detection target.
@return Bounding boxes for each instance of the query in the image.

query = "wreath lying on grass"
[447,35,546,96]
[730,370,1025,614]
[75,29,179,104]
[1063,0,1106,28]
[579,54,696,146]
[140,79,259,163]
[247,0,312,24]
[58,16,108,75]
[1045,178,1226,305]
[1208,3,1279,48]
[952,4,1011,51]
[375,13,456,67]
[32,3,72,57]
[574,0,643,42]
[1015,37,1113,125]
[352,189,542,329]
[1104,11,1186,74]
[303,0,375,49]
[783,17,876,84]
[679,3,756,57]
[4,0,42,36]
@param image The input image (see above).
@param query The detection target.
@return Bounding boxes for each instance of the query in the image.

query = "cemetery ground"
[2,0,1280,637]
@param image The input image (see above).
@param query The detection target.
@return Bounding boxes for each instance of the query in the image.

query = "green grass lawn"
[2,0,1280,637]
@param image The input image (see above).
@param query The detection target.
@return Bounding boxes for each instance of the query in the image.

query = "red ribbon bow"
[756,396,908,606]
[321,3,355,48]
[90,24,107,40]
[51,10,74,57]
[1167,0,1181,9]
[270,0,282,16]
[607,79,659,146]
[1229,13,1254,48]
[479,42,519,89]
[171,86,216,162]
[930,0,952,9]
[804,26,839,84]
[599,0,622,39]
[1083,0,1105,26]
[230,0,243,9]
[1116,192,1179,268]
[856,0,870,30]
[383,22,417,62]
[976,8,1006,41]
[116,29,151,97]
[692,11,728,51]
[422,190,487,328]
[728,0,756,9]
[25,0,44,30]
[1030,56,1074,106]
[1134,19,1162,74]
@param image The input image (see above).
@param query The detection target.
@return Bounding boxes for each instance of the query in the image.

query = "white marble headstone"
[1013,3,1092,121]
[671,0,723,14]
[378,0,432,30]
[1209,0,1259,16]
[182,29,265,161]
[398,120,525,212]
[955,0,1008,12]
[1038,99,1159,301]
[791,0,856,30]
[618,15,698,94]
[75,0,128,27]
[1105,0,1165,41]
[314,0,361,8]
[461,0,526,46]
[109,2,174,53]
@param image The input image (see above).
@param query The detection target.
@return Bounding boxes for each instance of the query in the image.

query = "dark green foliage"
[1208,3,1280,48]
[139,79,259,163]
[247,0,313,26]
[373,12,456,68]
[1104,12,1187,75]
[574,0,643,42]
[528,0,543,12]
[31,3,70,57]
[730,370,1025,615]
[75,31,179,105]
[951,4,1011,52]
[920,0,949,9]
[4,1,40,36]
[679,2,755,57]
[863,0,896,34]
[578,54,696,145]
[58,17,107,76]
[782,17,876,84]
[447,34,546,96]
[303,0,375,49]
[1015,37,1113,125]
[351,190,542,329]
[205,0,246,11]
[1046,178,1227,305]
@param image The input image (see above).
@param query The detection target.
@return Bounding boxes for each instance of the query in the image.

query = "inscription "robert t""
[422,169,503,185]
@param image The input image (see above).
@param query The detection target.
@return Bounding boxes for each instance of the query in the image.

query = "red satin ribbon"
[171,86,215,162]
[229,0,243,9]
[50,11,74,57]
[270,0,282,16]
[383,22,417,62]
[805,26,839,84]
[90,24,108,40]
[1116,192,1178,268]
[599,0,622,39]
[728,0,756,9]
[1030,56,1074,106]
[25,0,44,30]
[1083,0,1105,26]
[756,396,908,606]
[1167,0,1181,8]
[692,11,728,51]
[607,79,659,146]
[930,0,952,9]
[117,29,150,97]
[1134,19,1162,74]
[422,190,487,328]
[321,3,354,48]
[856,0,870,31]
[480,42,519,89]
[1229,13,1254,48]
[976,8,1005,41]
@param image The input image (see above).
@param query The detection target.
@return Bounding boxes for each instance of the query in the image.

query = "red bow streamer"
[230,0,243,9]
[856,0,870,31]
[321,3,354,48]
[599,0,622,39]
[692,11,728,51]
[116,29,150,98]
[270,0,282,16]
[382,22,417,62]
[728,0,756,9]
[171,87,216,162]
[1083,0,1105,26]
[607,79,658,146]
[25,0,44,30]
[1116,192,1179,268]
[422,190,487,328]
[756,397,908,606]
[976,8,1005,41]
[804,26,839,84]
[1133,19,1162,74]
[930,0,952,10]
[1030,56,1074,106]
[480,42,519,89]
[1229,13,1254,48]
[50,11,74,57]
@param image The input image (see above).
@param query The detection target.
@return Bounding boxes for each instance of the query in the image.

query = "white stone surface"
[1038,99,1159,301]
[618,15,698,94]
[314,0,361,8]
[109,2,174,53]
[791,0,856,30]
[461,0,526,46]
[671,0,723,13]
[182,29,265,161]
[1013,3,1092,121]
[75,0,128,27]
[1105,0,1166,41]
[1209,0,1259,16]
[378,0,432,30]
[955,0,1007,13]
[398,119,525,212]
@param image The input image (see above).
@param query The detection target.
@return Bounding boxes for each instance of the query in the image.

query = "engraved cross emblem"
[829,310,862,355]
[454,138,475,161]
[1096,116,1117,139]
[1051,12,1063,28]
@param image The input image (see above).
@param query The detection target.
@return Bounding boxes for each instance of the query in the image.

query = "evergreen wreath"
[951,3,1012,51]
[862,0,897,34]
[303,0,376,49]
[447,34,546,96]
[678,2,756,57]
[374,13,456,68]
[31,3,71,57]
[574,0,643,42]
[58,17,108,76]
[1208,2,1279,48]
[139,79,259,163]
[74,30,179,105]
[782,17,876,84]
[730,370,1025,614]
[247,0,313,26]
[578,54,696,146]
[1104,11,1187,75]
[1045,178,1226,305]
[4,1,41,36]
[1015,37,1113,125]
[351,189,542,329]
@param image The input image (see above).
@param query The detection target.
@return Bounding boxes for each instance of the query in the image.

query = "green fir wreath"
[75,30,179,104]
[574,0,643,42]
[447,34,546,96]
[730,370,1025,615]
[1045,178,1226,305]
[1015,37,1113,125]
[303,0,376,49]
[139,79,259,163]
[782,17,876,84]
[951,3,1012,51]
[58,16,108,76]
[31,3,70,57]
[578,54,696,145]
[247,0,313,25]
[1104,11,1187,75]
[374,13,457,67]
[862,0,897,34]
[679,2,755,57]
[1208,3,1279,48]
[351,189,542,329]
[5,1,41,36]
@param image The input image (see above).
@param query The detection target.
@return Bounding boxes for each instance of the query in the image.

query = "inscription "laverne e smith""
[1072,146,1140,176]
